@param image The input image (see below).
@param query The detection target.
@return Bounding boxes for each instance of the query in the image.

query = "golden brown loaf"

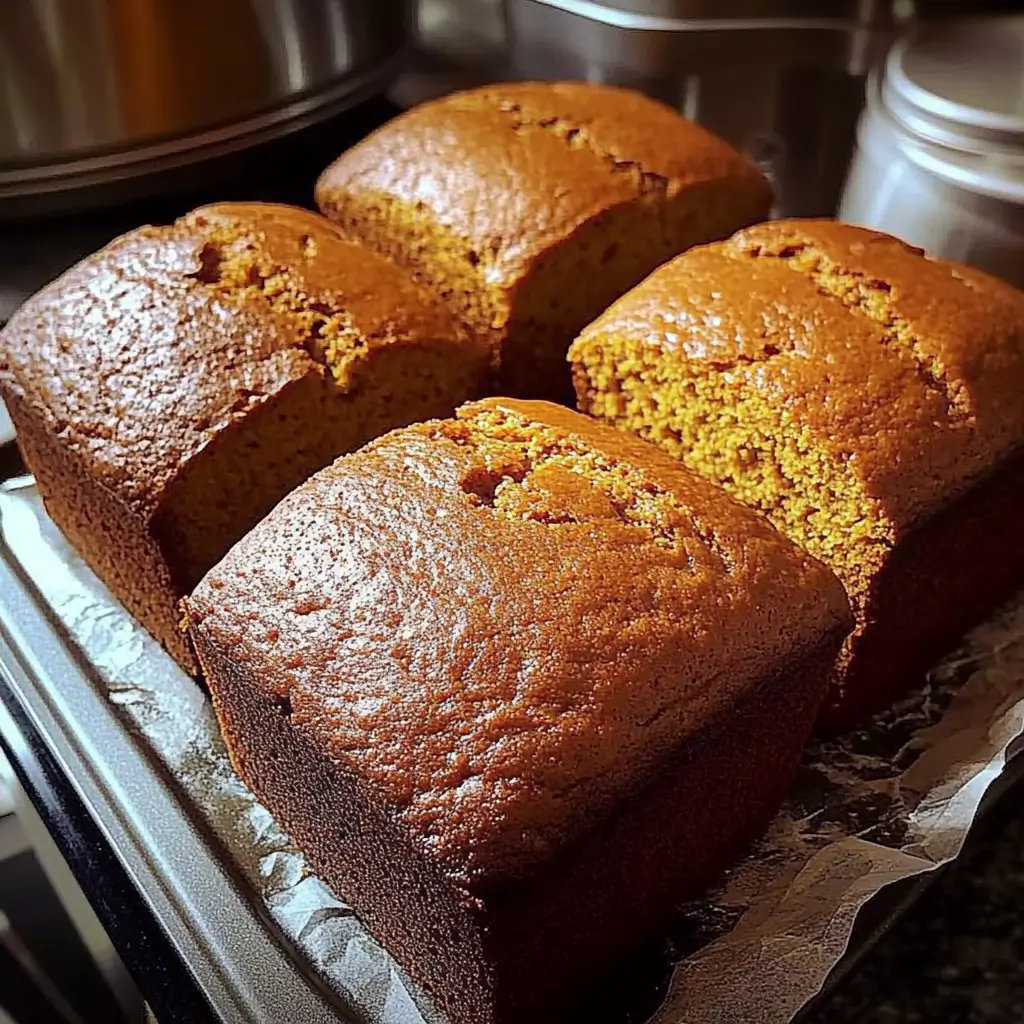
[184,398,851,1024]
[570,218,1024,729]
[0,202,489,671]
[315,81,772,401]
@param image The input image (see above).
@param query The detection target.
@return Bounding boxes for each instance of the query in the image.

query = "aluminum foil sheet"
[1,477,1022,1024]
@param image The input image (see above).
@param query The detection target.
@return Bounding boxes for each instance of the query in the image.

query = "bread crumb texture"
[570,218,1024,666]
[434,407,736,567]
[186,398,850,889]
[179,205,475,389]
[0,202,483,512]
[315,82,772,396]
[184,214,366,387]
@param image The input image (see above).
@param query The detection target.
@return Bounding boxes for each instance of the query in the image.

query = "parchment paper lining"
[1,478,1022,1024]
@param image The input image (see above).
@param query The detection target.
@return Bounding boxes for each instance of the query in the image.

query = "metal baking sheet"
[0,520,351,1021]
[0,475,1022,1024]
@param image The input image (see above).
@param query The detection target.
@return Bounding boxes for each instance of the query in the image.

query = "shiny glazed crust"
[184,399,851,1023]
[0,202,489,670]
[316,82,772,400]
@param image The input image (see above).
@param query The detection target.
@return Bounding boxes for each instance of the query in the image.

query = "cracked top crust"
[571,219,1024,530]
[0,202,471,515]
[315,81,769,282]
[184,398,851,892]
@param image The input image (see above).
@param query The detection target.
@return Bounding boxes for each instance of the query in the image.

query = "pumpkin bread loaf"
[0,202,489,671]
[570,219,1024,730]
[184,398,851,1024]
[315,82,772,402]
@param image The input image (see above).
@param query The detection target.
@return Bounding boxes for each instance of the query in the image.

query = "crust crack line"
[431,414,734,571]
[742,242,972,423]
[187,234,366,386]
[453,93,671,199]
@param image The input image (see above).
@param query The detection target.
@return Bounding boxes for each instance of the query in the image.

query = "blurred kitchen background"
[5,1,1024,317]
[2,2,1024,1021]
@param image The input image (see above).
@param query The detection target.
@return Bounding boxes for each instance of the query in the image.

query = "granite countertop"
[805,794,1024,1024]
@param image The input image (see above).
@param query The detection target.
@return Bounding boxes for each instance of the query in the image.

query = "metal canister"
[840,16,1024,287]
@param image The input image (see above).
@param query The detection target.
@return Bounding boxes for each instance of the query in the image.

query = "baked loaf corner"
[0,201,490,670]
[185,398,850,1023]
[570,217,1024,728]
[316,81,772,401]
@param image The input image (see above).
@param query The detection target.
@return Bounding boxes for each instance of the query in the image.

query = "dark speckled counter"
[805,796,1024,1024]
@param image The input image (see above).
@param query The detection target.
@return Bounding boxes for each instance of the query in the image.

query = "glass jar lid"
[883,16,1024,155]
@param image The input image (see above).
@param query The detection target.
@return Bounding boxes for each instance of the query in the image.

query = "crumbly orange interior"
[158,215,487,592]
[323,100,757,392]
[185,219,369,389]
[573,234,988,635]
[569,243,950,648]
[431,408,735,569]
[324,194,508,352]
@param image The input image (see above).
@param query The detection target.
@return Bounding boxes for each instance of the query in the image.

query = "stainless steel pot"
[0,0,413,210]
